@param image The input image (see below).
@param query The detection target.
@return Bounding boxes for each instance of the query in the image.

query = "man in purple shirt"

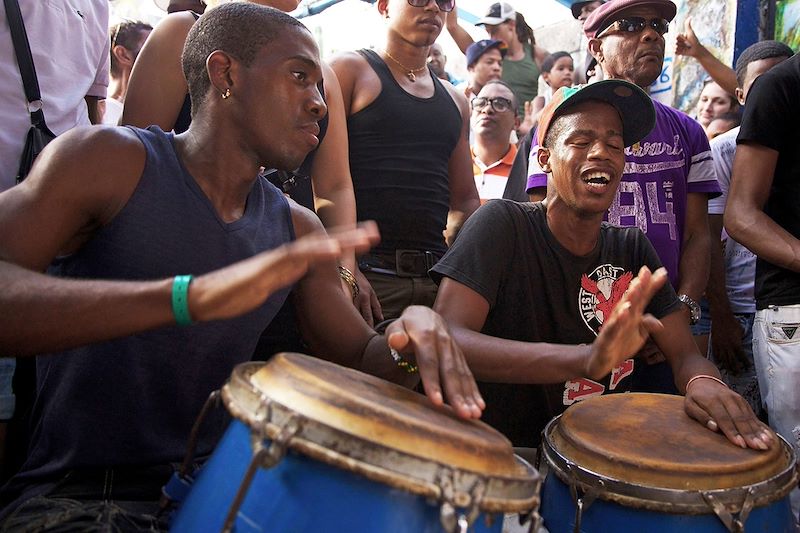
[526,0,719,390]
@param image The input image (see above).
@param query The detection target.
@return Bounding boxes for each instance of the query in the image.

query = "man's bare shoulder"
[288,197,325,239]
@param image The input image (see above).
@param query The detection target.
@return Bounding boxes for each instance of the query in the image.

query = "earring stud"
[221,88,231,99]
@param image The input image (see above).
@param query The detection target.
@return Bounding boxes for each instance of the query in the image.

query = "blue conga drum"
[539,393,798,533]
[171,353,541,532]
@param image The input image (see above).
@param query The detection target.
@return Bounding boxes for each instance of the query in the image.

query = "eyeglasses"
[471,96,513,113]
[598,17,670,38]
[406,0,455,13]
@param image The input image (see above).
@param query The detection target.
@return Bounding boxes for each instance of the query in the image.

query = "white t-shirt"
[709,126,756,314]
[0,0,109,191]
[102,97,123,126]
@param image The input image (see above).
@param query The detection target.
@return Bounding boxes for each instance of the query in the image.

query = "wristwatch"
[678,294,701,325]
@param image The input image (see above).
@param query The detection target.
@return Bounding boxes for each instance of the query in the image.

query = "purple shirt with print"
[527,99,720,288]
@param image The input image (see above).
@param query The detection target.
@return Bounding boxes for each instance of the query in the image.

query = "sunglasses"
[598,17,670,38]
[406,0,455,13]
[471,96,513,113]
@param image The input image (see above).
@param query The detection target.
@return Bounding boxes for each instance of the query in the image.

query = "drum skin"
[171,354,540,532]
[539,393,797,533]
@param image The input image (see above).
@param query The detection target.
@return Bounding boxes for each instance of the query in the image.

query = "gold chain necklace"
[383,49,427,82]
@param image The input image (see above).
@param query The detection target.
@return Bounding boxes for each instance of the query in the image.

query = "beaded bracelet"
[390,348,418,374]
[337,266,359,302]
[685,374,728,392]
[171,275,193,326]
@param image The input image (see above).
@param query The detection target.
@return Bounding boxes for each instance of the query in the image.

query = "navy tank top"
[347,49,461,256]
[16,126,295,481]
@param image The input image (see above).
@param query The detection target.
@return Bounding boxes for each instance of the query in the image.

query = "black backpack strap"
[3,0,46,125]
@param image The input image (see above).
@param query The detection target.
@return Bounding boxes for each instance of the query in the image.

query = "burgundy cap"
[583,0,677,39]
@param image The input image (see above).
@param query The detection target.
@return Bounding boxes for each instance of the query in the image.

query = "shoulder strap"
[3,0,42,105]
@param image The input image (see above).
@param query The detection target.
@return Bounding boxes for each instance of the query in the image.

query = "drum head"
[549,393,788,490]
[222,354,539,513]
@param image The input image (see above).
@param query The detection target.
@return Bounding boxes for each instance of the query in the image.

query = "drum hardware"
[437,466,487,532]
[159,390,221,514]
[172,356,542,532]
[701,487,755,533]
[564,461,604,533]
[221,408,303,533]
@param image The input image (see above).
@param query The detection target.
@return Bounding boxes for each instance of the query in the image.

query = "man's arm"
[311,63,382,325]
[85,96,102,125]
[652,310,772,450]
[725,144,800,270]
[706,214,746,373]
[290,207,484,419]
[121,13,195,129]
[433,267,667,383]
[0,127,377,356]
[445,7,474,55]
[443,87,480,245]
[677,192,711,313]
[674,18,737,96]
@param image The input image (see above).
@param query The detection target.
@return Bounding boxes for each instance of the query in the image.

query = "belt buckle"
[395,249,437,278]
[395,249,421,278]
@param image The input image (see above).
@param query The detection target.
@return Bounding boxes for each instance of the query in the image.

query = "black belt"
[360,249,442,278]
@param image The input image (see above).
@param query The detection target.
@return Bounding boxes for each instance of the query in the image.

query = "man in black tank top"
[331,0,480,320]
[0,5,484,529]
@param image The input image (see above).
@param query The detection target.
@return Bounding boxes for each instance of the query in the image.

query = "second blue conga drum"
[539,393,798,533]
[171,353,541,532]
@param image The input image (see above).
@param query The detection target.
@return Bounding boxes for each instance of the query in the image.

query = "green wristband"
[171,275,193,326]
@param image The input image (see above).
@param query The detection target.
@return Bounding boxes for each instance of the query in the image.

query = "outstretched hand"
[684,377,774,450]
[386,306,485,419]
[675,17,702,58]
[585,266,668,379]
[189,222,380,322]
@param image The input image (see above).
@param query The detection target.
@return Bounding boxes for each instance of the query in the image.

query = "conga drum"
[539,393,798,533]
[171,353,541,532]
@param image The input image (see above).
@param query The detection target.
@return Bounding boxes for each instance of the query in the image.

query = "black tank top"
[348,49,461,255]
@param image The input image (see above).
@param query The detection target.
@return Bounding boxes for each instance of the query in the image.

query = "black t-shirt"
[431,201,680,446]
[737,53,800,309]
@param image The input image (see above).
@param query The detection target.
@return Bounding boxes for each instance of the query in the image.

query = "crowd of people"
[0,0,798,529]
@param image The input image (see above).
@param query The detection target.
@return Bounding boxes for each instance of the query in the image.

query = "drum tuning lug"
[222,415,303,533]
[701,487,755,533]
[564,463,603,533]
[456,514,469,533]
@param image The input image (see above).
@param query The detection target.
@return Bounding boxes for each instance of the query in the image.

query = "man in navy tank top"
[331,0,481,321]
[0,4,484,529]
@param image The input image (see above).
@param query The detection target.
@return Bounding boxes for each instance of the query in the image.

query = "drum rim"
[222,361,541,514]
[541,414,799,514]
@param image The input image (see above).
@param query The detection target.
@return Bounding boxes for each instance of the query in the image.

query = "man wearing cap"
[459,39,506,99]
[432,79,770,452]
[571,0,606,83]
[331,0,479,320]
[528,0,720,394]
[447,2,548,119]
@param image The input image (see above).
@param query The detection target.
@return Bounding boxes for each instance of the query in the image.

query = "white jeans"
[754,304,800,522]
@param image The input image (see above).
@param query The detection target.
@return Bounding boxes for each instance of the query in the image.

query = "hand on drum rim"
[387,306,485,420]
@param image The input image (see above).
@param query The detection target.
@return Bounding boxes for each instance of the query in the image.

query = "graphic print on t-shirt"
[579,263,633,335]
[568,263,635,406]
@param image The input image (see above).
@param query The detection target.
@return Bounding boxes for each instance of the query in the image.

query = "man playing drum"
[0,4,483,529]
[432,80,774,452]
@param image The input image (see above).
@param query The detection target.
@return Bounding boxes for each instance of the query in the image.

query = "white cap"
[476,3,516,26]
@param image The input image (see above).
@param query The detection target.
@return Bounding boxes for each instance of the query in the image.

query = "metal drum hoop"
[541,414,799,516]
[223,362,541,516]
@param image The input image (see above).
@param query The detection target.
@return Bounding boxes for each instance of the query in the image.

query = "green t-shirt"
[501,43,540,116]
